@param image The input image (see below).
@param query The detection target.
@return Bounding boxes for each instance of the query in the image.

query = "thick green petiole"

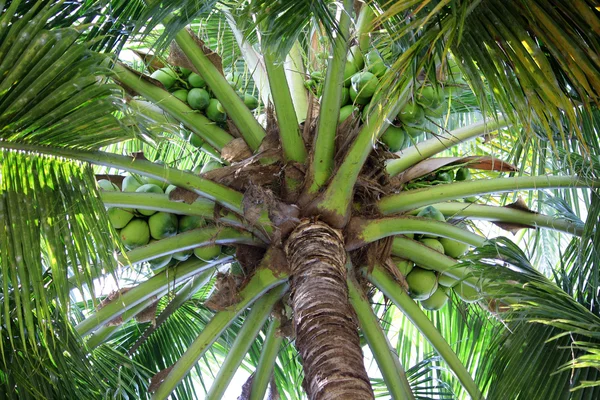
[85,298,154,349]
[118,227,260,266]
[345,216,487,250]
[379,175,600,214]
[366,264,484,400]
[312,87,407,228]
[411,202,584,236]
[206,284,288,399]
[150,267,289,400]
[100,192,245,229]
[385,118,510,177]
[111,62,233,151]
[305,0,354,194]
[391,236,478,288]
[347,275,415,400]
[75,256,231,337]
[174,29,266,151]
[250,317,283,400]
[0,141,249,216]
[127,271,216,355]
[263,51,307,163]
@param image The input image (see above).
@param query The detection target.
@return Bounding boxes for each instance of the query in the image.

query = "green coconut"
[243,94,259,110]
[416,206,445,222]
[398,102,425,126]
[406,267,438,300]
[416,85,444,109]
[343,61,358,87]
[148,212,178,240]
[179,67,192,77]
[340,87,350,106]
[178,215,206,232]
[120,218,150,249]
[350,71,379,99]
[147,239,173,270]
[107,208,134,229]
[122,175,144,192]
[200,160,223,174]
[148,252,173,271]
[150,67,177,90]
[365,50,387,77]
[339,104,358,124]
[454,282,481,303]
[194,245,222,262]
[226,72,242,89]
[393,257,414,276]
[380,125,407,152]
[419,238,445,254]
[436,170,454,182]
[188,133,205,148]
[347,45,364,70]
[97,179,118,192]
[439,237,470,258]
[187,88,210,111]
[349,85,371,105]
[206,99,227,122]
[188,72,206,88]
[420,287,448,310]
[172,89,188,103]
[455,167,472,181]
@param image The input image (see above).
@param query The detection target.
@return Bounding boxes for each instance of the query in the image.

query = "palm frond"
[378,0,600,155]
[237,0,339,56]
[463,238,600,397]
[0,302,147,398]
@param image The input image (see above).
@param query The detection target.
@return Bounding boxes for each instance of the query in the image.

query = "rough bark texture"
[285,220,374,399]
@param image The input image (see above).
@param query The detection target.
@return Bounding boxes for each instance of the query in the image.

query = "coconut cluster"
[97,162,223,271]
[395,205,478,311]
[149,66,259,148]
[305,46,464,153]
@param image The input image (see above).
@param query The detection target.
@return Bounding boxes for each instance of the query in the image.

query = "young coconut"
[393,257,414,276]
[120,218,151,249]
[148,212,179,240]
[97,179,119,192]
[439,237,470,258]
[420,287,448,311]
[419,238,446,254]
[406,267,438,300]
[147,240,173,271]
[107,208,134,229]
[150,67,177,90]
[188,88,210,111]
[194,244,222,262]
[188,72,206,88]
[122,175,144,192]
[380,125,407,152]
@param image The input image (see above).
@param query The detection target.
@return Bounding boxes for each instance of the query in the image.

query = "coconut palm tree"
[1,0,600,399]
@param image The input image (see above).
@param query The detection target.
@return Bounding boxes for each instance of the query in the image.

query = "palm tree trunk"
[285,221,374,399]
